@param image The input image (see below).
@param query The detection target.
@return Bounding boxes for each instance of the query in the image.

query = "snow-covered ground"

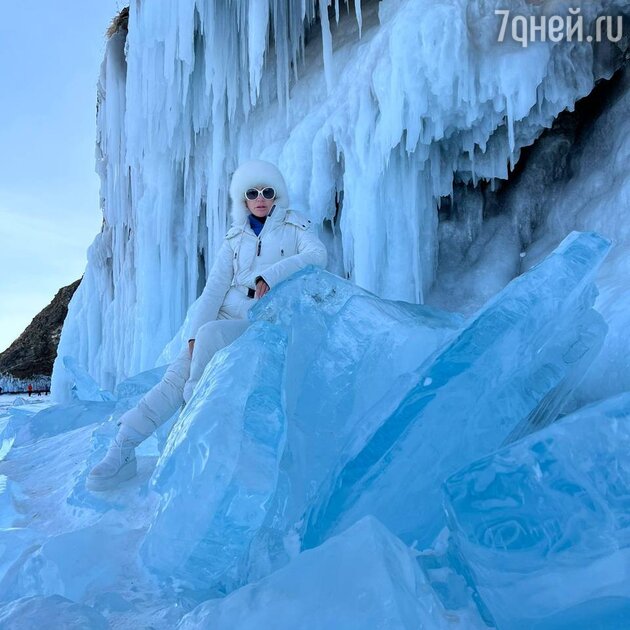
[0,394,53,413]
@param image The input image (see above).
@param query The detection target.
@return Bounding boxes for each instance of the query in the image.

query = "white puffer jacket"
[183,203,327,340]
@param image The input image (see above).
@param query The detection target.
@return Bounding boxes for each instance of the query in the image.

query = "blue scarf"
[248,213,267,236]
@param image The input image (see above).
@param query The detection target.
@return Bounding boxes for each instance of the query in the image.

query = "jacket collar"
[239,203,288,233]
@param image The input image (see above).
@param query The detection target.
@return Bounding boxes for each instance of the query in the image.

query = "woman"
[87,159,328,491]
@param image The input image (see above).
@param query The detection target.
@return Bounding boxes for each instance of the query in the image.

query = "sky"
[0,1,124,353]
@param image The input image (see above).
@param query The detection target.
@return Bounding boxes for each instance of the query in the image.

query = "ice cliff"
[51,0,630,401]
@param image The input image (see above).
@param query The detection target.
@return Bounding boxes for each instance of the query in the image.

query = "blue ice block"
[248,265,373,327]
[63,357,115,402]
[304,232,610,550]
[0,401,115,450]
[280,293,462,526]
[177,516,456,630]
[0,595,108,629]
[113,365,166,400]
[243,268,462,579]
[444,391,630,630]
[140,321,287,590]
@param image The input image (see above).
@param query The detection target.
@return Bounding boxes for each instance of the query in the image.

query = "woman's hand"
[255,278,270,299]
[188,339,195,358]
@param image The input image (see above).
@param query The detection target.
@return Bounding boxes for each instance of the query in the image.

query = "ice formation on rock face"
[444,391,630,630]
[304,231,610,549]
[511,64,630,408]
[51,0,629,399]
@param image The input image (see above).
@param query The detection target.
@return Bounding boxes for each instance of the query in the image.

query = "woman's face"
[245,184,276,218]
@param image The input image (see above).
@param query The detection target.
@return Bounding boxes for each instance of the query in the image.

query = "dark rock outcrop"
[0,279,81,379]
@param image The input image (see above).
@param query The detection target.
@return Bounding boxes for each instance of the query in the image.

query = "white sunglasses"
[245,187,276,201]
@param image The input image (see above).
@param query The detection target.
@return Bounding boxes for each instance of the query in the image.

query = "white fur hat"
[228,159,290,224]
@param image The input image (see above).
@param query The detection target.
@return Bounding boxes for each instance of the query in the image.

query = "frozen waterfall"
[52,0,630,402]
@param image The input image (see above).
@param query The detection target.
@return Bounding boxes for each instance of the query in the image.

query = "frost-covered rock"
[444,391,630,630]
[177,516,458,630]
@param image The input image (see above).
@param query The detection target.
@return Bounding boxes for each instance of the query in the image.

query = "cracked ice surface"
[444,391,630,630]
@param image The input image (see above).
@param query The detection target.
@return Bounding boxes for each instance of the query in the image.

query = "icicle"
[506,93,515,159]
[319,0,334,94]
[354,0,362,38]
[247,0,269,103]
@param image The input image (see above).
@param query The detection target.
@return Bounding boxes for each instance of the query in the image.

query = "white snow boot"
[86,424,146,491]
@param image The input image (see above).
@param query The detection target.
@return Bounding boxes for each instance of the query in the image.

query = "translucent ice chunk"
[284,294,462,521]
[177,516,453,630]
[141,321,288,590]
[236,268,463,580]
[113,365,166,400]
[0,595,108,629]
[0,528,41,604]
[63,357,115,402]
[444,391,630,630]
[248,266,373,327]
[0,401,115,449]
[244,267,462,578]
[11,524,137,604]
[305,231,611,549]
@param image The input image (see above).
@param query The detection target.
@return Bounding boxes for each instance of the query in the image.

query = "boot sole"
[86,458,138,492]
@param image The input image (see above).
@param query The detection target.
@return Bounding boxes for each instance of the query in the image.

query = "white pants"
[120,319,251,437]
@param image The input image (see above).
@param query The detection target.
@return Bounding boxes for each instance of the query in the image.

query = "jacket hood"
[228,159,290,225]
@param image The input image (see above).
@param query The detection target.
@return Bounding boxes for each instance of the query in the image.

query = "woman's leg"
[87,346,192,491]
[183,319,251,403]
[121,347,192,435]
